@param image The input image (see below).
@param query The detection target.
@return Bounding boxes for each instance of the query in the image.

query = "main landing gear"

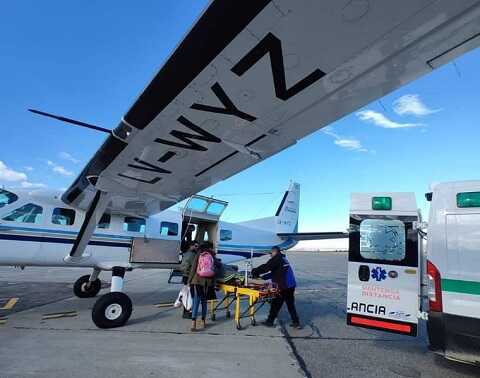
[73,268,102,298]
[92,267,132,328]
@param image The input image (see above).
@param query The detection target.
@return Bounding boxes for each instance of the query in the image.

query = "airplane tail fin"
[275,182,300,234]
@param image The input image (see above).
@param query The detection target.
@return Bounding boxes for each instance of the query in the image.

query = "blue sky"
[1,1,479,232]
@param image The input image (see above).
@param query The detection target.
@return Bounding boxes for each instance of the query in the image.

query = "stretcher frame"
[210,283,277,330]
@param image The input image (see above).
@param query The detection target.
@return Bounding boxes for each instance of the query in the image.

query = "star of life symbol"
[371,266,387,282]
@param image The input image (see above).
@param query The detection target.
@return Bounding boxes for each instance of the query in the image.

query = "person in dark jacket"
[179,241,198,318]
[251,246,300,328]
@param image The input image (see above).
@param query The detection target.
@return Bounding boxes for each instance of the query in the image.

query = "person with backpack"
[188,242,216,332]
[251,246,301,329]
[179,241,198,318]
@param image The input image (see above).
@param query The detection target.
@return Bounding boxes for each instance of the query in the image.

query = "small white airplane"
[6,1,480,329]
[0,182,344,327]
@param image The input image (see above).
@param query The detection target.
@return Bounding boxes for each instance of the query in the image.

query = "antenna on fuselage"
[28,109,111,134]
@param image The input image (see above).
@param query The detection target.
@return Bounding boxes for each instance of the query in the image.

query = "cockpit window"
[52,208,76,226]
[123,217,145,233]
[2,203,43,224]
[0,189,18,208]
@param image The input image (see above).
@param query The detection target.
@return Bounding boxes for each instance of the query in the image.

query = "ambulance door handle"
[358,265,370,282]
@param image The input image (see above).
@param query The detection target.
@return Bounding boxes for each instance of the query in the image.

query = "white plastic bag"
[174,285,192,311]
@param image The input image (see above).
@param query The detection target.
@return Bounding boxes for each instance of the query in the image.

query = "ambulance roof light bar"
[372,196,392,211]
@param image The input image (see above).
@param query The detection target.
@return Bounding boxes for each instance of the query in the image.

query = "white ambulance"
[346,180,480,365]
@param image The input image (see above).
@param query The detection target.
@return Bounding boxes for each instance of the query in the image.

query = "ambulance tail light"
[427,260,442,312]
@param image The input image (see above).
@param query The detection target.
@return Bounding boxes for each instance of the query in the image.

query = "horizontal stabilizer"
[278,232,348,241]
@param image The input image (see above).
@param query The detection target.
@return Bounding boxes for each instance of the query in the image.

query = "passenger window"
[360,219,405,261]
[123,217,145,233]
[0,189,18,208]
[2,203,43,224]
[97,213,111,229]
[220,229,232,241]
[52,208,76,226]
[160,222,178,236]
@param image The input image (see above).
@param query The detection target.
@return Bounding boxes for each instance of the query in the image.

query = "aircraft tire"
[92,292,132,329]
[73,275,102,298]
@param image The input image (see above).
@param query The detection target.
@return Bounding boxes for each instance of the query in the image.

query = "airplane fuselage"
[0,189,297,270]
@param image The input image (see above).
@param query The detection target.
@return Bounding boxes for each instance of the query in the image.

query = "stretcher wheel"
[211,314,216,321]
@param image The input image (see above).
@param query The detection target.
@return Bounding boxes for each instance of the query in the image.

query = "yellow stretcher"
[210,282,279,330]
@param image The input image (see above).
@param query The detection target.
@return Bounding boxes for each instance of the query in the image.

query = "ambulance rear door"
[347,193,420,336]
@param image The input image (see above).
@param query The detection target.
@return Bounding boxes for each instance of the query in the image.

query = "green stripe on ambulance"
[442,278,480,296]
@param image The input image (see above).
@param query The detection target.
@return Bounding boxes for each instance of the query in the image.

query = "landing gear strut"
[73,269,101,298]
[92,267,132,328]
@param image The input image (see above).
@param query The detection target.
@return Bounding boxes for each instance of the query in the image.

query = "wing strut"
[65,191,111,262]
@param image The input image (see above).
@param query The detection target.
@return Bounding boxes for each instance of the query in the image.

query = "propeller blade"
[28,109,111,134]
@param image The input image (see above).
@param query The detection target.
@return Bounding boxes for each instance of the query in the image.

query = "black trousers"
[268,287,299,323]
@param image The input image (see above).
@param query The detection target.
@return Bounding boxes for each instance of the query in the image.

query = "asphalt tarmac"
[0,252,479,378]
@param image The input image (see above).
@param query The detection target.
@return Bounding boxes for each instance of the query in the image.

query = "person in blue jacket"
[251,246,301,329]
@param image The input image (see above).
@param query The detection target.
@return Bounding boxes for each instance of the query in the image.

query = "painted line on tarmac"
[0,297,18,310]
[42,311,78,320]
[154,302,175,308]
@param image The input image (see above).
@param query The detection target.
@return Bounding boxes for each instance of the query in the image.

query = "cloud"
[20,181,47,189]
[59,152,80,164]
[47,161,74,176]
[0,161,27,182]
[322,127,368,152]
[24,166,34,172]
[356,110,424,128]
[0,161,46,189]
[393,94,441,117]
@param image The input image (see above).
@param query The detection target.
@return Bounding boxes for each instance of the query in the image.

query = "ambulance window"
[0,189,18,208]
[97,213,111,229]
[123,217,145,233]
[160,221,178,236]
[52,208,76,226]
[220,229,232,241]
[360,219,406,261]
[2,203,43,224]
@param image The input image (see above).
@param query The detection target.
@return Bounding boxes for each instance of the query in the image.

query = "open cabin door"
[181,195,228,251]
[347,193,420,336]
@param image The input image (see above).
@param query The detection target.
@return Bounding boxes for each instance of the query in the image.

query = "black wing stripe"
[195,134,267,177]
[124,0,271,129]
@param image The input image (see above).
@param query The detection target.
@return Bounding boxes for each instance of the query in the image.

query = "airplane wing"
[62,0,480,216]
[278,232,348,241]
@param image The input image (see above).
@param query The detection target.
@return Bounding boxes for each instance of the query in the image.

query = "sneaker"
[289,322,302,329]
[262,320,275,327]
